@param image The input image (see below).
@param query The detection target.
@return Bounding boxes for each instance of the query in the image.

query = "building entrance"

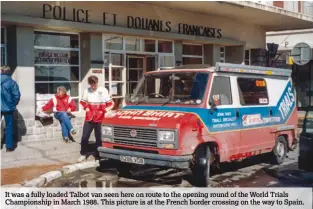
[126,55,157,96]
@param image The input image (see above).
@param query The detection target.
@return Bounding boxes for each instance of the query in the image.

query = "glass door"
[126,56,144,96]
[103,52,127,109]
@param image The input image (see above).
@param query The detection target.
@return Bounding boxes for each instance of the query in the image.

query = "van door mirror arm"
[209,100,216,114]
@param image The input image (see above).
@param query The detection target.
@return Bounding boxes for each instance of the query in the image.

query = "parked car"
[99,62,298,187]
[298,106,313,172]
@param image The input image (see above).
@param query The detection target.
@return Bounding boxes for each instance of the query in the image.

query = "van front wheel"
[191,146,211,187]
[272,136,287,164]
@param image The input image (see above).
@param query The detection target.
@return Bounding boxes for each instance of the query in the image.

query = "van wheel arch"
[193,142,220,167]
[277,133,291,151]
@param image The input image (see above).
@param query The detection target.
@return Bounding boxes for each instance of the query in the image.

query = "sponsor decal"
[108,110,185,121]
[259,98,268,104]
[278,87,295,120]
[242,114,281,127]
[242,114,263,126]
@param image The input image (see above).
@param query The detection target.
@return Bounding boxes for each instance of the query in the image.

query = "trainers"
[70,129,77,136]
[77,155,87,163]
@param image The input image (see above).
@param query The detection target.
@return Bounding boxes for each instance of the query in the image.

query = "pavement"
[0,135,99,185]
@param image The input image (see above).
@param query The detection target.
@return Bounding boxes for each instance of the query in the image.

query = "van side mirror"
[209,100,216,114]
[210,94,220,114]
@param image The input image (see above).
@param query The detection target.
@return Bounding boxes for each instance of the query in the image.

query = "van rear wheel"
[191,146,211,187]
[272,136,287,164]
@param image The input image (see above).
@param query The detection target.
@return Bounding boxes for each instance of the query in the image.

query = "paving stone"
[35,121,44,128]
[27,120,35,127]
[26,127,33,136]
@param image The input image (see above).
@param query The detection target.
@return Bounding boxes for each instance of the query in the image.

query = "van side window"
[237,77,269,105]
[210,76,232,105]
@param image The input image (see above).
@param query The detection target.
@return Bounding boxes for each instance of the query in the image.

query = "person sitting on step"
[41,86,77,143]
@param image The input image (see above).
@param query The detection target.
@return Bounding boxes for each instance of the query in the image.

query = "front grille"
[113,127,158,148]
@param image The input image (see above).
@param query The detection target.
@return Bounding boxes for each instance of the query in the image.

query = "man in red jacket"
[42,86,77,143]
[78,76,114,162]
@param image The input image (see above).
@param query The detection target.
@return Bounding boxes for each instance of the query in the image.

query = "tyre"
[272,136,287,164]
[191,146,211,187]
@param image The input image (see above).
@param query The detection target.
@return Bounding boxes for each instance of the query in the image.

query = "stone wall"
[18,116,86,143]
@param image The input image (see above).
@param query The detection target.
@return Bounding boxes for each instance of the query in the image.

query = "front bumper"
[98,147,193,169]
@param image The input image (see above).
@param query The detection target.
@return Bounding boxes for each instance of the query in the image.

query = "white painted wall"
[266,29,313,51]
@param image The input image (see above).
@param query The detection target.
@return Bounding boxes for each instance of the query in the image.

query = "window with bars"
[34,31,80,113]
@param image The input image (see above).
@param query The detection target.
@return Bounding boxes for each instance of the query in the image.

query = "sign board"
[290,42,312,65]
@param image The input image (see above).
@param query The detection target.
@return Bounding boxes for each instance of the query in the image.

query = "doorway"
[126,55,157,96]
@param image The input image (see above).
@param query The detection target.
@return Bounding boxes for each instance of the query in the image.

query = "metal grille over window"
[34,31,80,114]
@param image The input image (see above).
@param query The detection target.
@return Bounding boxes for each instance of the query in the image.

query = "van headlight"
[158,131,175,141]
[102,126,112,136]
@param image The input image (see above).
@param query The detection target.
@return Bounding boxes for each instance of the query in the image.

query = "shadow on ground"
[46,153,291,188]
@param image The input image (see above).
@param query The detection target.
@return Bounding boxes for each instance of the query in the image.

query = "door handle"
[236,109,239,118]
[269,108,273,116]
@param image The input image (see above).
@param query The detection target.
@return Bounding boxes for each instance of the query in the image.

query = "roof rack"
[215,62,292,77]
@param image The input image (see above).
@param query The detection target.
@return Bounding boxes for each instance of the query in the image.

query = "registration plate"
[120,155,145,165]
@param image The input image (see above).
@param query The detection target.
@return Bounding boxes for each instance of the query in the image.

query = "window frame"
[237,77,269,106]
[209,75,233,106]
[34,30,81,113]
[220,46,226,63]
[182,43,204,65]
[244,49,251,65]
[1,27,7,66]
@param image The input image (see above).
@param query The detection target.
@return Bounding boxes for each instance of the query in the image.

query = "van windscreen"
[129,72,209,105]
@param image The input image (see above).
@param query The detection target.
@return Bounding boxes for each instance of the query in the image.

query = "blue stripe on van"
[121,81,296,132]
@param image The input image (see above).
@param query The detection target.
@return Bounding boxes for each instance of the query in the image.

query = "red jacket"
[42,94,76,112]
[80,86,114,123]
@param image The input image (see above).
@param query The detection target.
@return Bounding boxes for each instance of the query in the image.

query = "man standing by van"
[1,66,21,152]
[77,76,114,162]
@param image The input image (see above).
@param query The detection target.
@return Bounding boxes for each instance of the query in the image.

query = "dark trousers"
[80,121,102,156]
[1,111,15,149]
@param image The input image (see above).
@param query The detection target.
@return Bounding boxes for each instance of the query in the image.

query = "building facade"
[1,1,313,142]
[265,1,313,112]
